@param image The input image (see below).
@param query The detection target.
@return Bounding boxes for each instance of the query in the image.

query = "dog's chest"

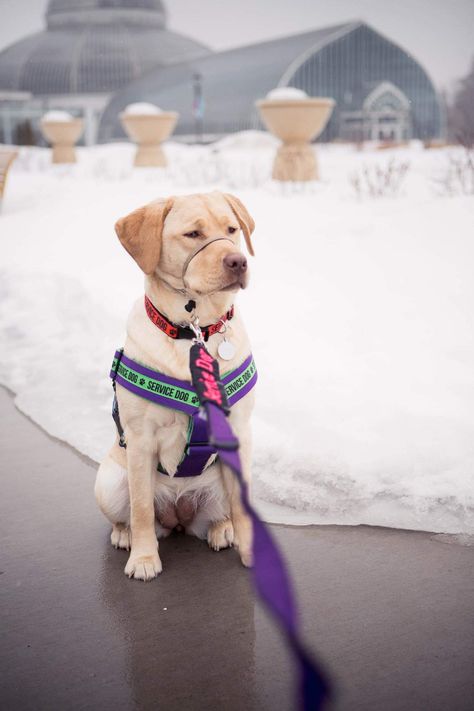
[147,405,190,474]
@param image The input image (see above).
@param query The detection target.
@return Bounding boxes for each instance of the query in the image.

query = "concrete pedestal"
[256,97,334,181]
[40,119,84,164]
[120,112,178,167]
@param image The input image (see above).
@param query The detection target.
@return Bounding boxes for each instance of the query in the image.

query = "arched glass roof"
[99,23,353,139]
[98,21,442,141]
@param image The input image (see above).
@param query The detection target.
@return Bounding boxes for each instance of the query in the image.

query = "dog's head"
[115,191,255,296]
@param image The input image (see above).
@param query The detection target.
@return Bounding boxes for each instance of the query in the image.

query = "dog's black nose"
[223,253,247,273]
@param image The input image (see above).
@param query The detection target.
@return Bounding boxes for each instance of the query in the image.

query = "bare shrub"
[349,158,410,198]
[433,148,474,196]
[447,57,474,148]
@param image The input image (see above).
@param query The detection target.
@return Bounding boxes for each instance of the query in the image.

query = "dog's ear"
[114,198,173,274]
[223,193,255,256]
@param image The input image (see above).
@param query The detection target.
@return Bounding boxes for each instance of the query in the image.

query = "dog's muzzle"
[181,237,235,284]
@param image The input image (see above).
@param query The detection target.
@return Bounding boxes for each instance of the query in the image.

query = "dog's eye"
[228,226,238,234]
[184,230,200,238]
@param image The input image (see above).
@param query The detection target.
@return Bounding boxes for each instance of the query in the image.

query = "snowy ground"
[1,135,473,533]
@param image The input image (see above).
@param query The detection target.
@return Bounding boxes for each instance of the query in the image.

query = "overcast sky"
[0,0,472,92]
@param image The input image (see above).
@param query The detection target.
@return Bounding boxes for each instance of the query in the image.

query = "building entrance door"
[364,82,411,141]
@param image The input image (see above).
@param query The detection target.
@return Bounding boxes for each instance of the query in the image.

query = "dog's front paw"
[124,551,162,581]
[207,519,234,551]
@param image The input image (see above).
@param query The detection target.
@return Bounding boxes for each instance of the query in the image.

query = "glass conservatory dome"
[0,0,210,96]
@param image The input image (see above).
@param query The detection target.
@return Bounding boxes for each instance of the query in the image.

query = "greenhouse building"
[99,20,443,143]
[0,1,443,145]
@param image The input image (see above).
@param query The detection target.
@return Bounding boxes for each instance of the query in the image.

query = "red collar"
[144,295,234,342]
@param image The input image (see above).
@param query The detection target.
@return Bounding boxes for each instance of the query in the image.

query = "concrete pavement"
[1,386,473,711]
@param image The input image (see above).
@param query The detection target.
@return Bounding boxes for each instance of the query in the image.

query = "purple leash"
[189,341,331,711]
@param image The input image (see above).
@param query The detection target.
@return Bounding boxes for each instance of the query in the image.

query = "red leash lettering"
[195,348,214,372]
[196,347,222,405]
[199,370,222,405]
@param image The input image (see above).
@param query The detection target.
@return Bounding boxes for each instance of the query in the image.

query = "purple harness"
[110,349,257,477]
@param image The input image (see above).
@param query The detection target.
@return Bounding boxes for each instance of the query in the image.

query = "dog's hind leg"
[110,523,131,550]
[184,474,230,541]
[95,450,131,549]
[207,519,234,551]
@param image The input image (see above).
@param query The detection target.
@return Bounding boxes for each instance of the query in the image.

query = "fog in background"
[0,0,473,92]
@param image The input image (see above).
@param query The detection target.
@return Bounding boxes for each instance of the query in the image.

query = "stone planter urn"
[120,103,178,167]
[40,113,84,164]
[256,89,335,181]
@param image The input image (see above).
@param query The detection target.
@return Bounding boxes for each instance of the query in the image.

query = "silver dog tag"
[218,339,236,361]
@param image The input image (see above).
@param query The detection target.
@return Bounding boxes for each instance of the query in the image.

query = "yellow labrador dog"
[95,192,256,580]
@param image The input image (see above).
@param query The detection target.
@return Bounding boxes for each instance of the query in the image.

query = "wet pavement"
[1,386,473,711]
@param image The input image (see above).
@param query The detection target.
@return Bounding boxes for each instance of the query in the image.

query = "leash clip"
[189,317,205,344]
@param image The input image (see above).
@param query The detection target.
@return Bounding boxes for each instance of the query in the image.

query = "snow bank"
[41,110,75,122]
[266,87,308,100]
[213,130,279,151]
[1,140,473,534]
[123,102,163,115]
